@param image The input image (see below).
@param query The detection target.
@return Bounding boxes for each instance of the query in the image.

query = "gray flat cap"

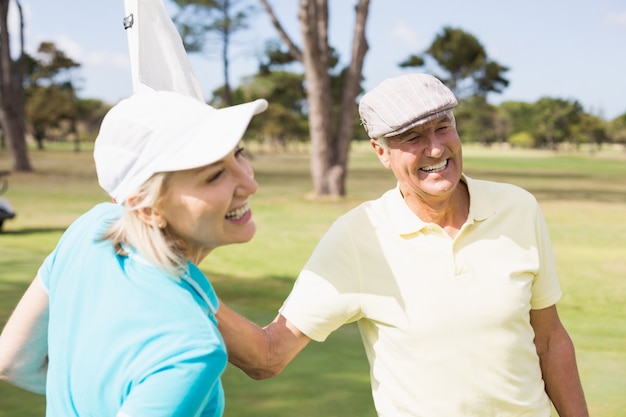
[359,73,458,138]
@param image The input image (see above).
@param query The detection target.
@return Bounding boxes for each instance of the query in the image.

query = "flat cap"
[359,73,458,138]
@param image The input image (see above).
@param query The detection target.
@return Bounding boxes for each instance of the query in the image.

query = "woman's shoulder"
[63,202,122,235]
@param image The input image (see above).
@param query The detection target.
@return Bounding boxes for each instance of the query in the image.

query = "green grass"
[1,142,625,416]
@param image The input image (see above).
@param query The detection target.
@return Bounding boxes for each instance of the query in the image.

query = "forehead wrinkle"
[391,115,451,141]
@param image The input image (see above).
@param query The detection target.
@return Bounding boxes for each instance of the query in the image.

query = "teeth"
[421,159,448,173]
[225,203,249,220]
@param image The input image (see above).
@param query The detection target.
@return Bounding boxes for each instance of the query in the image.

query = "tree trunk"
[0,0,32,171]
[299,0,333,196]
[221,0,233,106]
[331,0,369,196]
[261,0,370,197]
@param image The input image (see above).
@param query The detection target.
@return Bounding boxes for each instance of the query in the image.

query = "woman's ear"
[126,196,166,229]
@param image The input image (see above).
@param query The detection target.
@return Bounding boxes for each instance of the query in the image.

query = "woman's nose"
[236,162,258,195]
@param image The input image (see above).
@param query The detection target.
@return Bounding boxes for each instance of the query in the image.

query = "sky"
[10,0,626,120]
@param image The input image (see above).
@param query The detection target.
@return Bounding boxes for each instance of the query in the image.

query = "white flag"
[123,0,204,101]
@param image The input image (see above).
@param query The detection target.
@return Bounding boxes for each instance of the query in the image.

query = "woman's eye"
[207,170,224,183]
[235,146,245,157]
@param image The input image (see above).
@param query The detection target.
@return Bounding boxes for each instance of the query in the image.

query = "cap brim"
[157,98,268,174]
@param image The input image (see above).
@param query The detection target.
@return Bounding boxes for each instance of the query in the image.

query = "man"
[217,73,589,416]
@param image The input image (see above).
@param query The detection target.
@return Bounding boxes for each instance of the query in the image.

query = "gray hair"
[100,172,187,279]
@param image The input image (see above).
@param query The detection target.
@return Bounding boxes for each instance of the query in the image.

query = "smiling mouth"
[225,203,250,220]
[420,159,448,173]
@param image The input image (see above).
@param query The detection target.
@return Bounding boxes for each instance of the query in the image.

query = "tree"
[608,112,626,149]
[531,97,583,149]
[259,0,370,197]
[454,95,498,145]
[24,42,81,149]
[26,85,75,149]
[399,26,509,100]
[172,0,256,106]
[508,131,535,149]
[575,113,609,151]
[74,98,110,143]
[498,101,536,138]
[0,0,31,171]
[207,40,308,150]
[219,69,309,151]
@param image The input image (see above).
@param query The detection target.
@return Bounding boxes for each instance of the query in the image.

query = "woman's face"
[156,146,258,263]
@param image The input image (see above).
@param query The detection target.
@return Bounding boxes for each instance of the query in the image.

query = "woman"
[0,90,267,417]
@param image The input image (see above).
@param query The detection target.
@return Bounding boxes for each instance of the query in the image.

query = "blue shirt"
[39,203,227,417]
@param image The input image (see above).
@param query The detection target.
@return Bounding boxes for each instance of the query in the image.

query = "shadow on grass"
[0,227,67,236]
[529,188,626,203]
[466,169,626,203]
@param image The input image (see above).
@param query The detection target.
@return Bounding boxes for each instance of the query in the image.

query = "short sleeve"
[280,217,364,341]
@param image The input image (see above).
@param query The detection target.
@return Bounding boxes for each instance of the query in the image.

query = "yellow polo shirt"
[280,176,560,416]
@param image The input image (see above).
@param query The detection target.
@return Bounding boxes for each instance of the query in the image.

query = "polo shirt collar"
[464,175,496,222]
[384,174,495,236]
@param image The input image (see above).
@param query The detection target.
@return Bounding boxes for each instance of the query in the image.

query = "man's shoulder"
[323,188,402,240]
[337,187,396,220]
[467,176,536,200]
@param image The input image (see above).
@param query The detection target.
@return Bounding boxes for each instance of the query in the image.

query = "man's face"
[371,114,463,206]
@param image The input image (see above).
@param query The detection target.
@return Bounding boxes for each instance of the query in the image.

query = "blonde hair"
[100,172,187,279]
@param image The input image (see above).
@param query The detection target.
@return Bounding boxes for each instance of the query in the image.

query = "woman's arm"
[0,275,49,394]
[216,301,310,380]
[530,305,588,417]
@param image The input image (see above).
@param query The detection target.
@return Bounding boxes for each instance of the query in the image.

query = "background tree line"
[1,0,625,196]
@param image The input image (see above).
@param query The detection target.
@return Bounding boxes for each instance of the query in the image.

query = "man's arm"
[530,305,588,417]
[0,276,49,394]
[216,301,310,380]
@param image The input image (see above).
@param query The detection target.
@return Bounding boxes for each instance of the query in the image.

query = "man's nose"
[424,133,444,157]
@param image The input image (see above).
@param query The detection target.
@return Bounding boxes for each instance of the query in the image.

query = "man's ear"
[370,139,391,169]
